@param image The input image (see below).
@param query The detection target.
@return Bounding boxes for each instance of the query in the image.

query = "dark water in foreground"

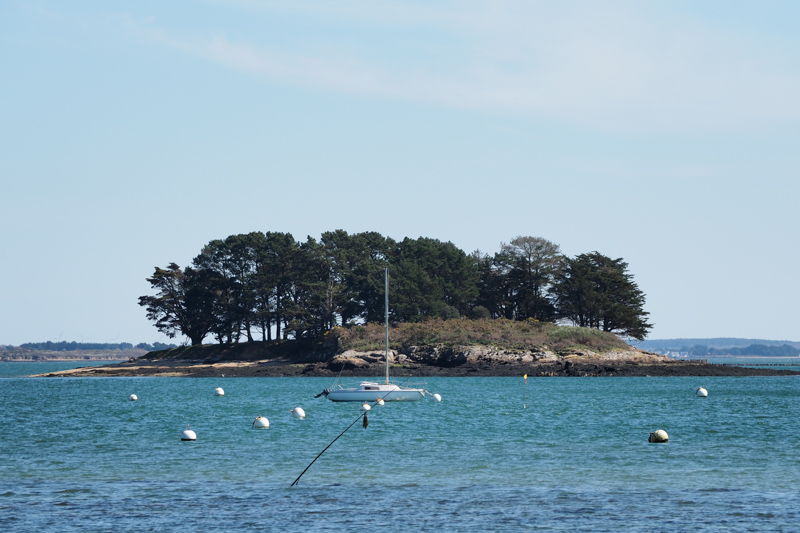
[1,365,799,531]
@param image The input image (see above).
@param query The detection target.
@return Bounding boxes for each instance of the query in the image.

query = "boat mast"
[385,267,390,385]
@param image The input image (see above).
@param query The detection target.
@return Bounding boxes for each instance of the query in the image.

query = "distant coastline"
[0,347,146,362]
[634,337,800,355]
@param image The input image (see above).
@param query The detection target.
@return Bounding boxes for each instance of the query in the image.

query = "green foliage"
[551,252,653,341]
[470,305,491,319]
[441,305,461,319]
[389,237,478,322]
[137,263,216,345]
[494,236,562,321]
[140,231,653,345]
[319,230,393,326]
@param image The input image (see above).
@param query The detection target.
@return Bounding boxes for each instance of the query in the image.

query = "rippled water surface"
[2,368,799,531]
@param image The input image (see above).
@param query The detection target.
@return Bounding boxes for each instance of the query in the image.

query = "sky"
[2,0,799,346]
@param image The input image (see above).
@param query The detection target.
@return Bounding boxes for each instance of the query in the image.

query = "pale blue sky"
[2,1,799,346]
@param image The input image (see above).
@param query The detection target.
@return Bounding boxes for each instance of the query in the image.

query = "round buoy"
[253,416,270,429]
[181,425,197,441]
[648,429,669,443]
[433,393,442,402]
[696,387,708,397]
[291,407,305,419]
[361,402,372,411]
[214,387,225,396]
[376,398,384,406]
[129,394,138,401]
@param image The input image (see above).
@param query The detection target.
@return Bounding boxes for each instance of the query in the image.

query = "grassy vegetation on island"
[332,318,630,354]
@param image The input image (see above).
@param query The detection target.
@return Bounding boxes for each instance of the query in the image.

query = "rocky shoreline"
[33,346,800,378]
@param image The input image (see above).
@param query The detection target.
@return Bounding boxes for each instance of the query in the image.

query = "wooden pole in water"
[523,373,527,409]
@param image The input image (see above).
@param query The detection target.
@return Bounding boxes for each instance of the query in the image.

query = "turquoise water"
[1,369,799,531]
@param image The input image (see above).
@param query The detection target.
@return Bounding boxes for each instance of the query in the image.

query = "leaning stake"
[290,411,368,487]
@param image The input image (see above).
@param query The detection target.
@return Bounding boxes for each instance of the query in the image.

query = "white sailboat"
[317,268,426,402]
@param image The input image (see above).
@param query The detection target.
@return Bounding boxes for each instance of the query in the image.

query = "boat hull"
[326,382,424,402]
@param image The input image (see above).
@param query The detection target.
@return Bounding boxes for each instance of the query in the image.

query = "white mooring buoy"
[696,387,708,397]
[376,398,384,406]
[432,393,442,402]
[361,402,372,411]
[181,425,197,441]
[291,407,306,419]
[214,387,225,396]
[648,429,669,443]
[129,394,138,401]
[253,416,270,429]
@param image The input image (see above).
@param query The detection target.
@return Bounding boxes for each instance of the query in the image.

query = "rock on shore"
[328,344,668,368]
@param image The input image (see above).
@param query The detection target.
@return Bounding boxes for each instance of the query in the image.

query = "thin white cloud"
[126,1,800,131]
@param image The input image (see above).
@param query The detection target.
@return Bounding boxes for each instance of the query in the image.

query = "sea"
[2,361,799,532]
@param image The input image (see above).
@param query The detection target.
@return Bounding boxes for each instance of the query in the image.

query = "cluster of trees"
[139,231,652,345]
[681,344,800,357]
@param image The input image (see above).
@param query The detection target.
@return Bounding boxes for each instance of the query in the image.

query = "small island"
[33,231,799,378]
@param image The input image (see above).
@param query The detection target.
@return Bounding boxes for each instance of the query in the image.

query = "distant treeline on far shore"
[681,344,799,357]
[16,341,177,352]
